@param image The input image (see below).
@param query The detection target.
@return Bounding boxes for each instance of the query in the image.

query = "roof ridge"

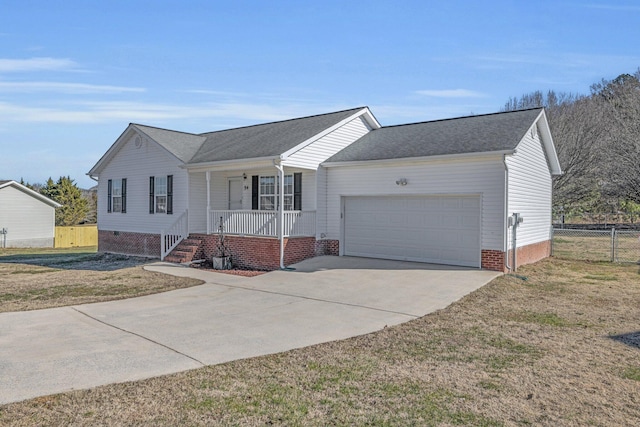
[131,123,200,137]
[197,107,366,136]
[378,107,543,130]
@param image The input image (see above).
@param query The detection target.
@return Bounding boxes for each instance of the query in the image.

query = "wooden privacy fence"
[54,224,98,248]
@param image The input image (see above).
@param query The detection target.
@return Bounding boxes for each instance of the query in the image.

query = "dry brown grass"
[1,258,639,426]
[0,252,203,312]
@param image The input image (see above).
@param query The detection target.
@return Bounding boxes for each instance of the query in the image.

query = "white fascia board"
[535,109,562,175]
[322,150,514,168]
[280,108,379,160]
[184,156,279,172]
[1,180,62,208]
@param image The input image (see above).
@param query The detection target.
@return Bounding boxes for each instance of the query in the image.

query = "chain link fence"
[552,227,640,263]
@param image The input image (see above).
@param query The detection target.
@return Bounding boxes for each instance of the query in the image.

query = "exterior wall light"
[395,178,408,186]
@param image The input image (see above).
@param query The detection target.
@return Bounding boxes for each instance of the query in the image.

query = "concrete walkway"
[0,256,500,405]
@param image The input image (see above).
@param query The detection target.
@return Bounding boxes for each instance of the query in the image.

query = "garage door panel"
[344,196,480,268]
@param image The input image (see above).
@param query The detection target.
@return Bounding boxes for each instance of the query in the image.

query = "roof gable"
[189,107,368,164]
[0,180,62,208]
[88,107,371,176]
[326,108,546,163]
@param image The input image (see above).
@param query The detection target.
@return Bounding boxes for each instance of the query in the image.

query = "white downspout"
[503,154,512,272]
[274,161,285,269]
[206,171,211,234]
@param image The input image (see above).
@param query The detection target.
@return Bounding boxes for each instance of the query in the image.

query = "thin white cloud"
[0,57,78,72]
[0,100,344,125]
[0,81,145,94]
[585,3,640,11]
[416,89,486,98]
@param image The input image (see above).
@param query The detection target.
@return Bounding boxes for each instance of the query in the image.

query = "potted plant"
[212,216,232,270]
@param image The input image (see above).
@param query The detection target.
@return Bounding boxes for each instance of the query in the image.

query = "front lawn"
[1,257,638,425]
[0,249,203,312]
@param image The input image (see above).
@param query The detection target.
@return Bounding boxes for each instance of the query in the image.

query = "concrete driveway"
[0,256,499,405]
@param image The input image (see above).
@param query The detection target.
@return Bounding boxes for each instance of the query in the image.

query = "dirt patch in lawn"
[0,252,203,312]
[1,258,639,426]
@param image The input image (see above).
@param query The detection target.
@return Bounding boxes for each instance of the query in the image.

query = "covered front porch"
[162,164,319,265]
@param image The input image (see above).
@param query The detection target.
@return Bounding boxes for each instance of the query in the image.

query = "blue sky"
[1,0,639,188]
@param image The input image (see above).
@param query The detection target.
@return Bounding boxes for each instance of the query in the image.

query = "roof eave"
[534,109,563,175]
[184,156,281,172]
[322,149,515,168]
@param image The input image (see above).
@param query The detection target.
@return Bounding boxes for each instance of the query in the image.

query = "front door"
[228,177,243,210]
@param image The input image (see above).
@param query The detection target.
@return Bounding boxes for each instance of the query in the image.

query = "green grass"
[622,366,640,381]
[509,311,571,327]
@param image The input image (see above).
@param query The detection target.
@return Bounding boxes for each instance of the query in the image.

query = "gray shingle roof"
[189,107,365,163]
[132,108,366,165]
[132,125,206,163]
[326,108,543,163]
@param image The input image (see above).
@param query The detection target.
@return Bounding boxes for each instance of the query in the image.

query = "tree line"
[20,176,97,226]
[502,68,640,219]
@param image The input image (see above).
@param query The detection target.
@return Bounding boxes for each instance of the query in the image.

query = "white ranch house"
[0,180,61,248]
[88,107,561,272]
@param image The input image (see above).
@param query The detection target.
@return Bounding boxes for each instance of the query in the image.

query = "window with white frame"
[112,180,122,212]
[155,176,167,213]
[149,175,173,214]
[107,178,126,213]
[259,175,293,210]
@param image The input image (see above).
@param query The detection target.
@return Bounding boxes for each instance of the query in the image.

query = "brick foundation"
[98,230,161,258]
[481,249,505,272]
[191,234,317,271]
[482,240,552,272]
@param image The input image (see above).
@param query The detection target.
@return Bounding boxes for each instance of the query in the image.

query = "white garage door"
[344,195,481,267]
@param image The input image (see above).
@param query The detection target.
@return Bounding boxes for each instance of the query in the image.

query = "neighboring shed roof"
[326,108,544,162]
[189,107,366,163]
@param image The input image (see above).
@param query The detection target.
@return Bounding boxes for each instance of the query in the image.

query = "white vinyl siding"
[284,115,372,169]
[506,126,553,248]
[97,132,188,234]
[0,185,56,248]
[323,156,505,251]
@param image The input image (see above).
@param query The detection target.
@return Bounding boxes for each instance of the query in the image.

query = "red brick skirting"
[98,230,161,258]
[481,249,505,272]
[191,234,317,270]
[482,240,552,272]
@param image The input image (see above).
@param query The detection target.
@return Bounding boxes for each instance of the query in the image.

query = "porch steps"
[164,237,203,264]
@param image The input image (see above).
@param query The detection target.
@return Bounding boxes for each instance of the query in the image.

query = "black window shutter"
[252,175,259,210]
[167,175,173,214]
[294,172,302,210]
[121,178,127,213]
[107,179,112,213]
[149,176,155,214]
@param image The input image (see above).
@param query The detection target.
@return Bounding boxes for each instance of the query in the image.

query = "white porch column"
[275,161,285,269]
[206,171,211,234]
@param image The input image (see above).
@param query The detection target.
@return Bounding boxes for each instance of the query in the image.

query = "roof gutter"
[183,156,280,171]
[322,149,515,168]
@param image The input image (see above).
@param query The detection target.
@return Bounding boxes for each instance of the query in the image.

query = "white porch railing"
[210,210,316,237]
[161,210,188,260]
